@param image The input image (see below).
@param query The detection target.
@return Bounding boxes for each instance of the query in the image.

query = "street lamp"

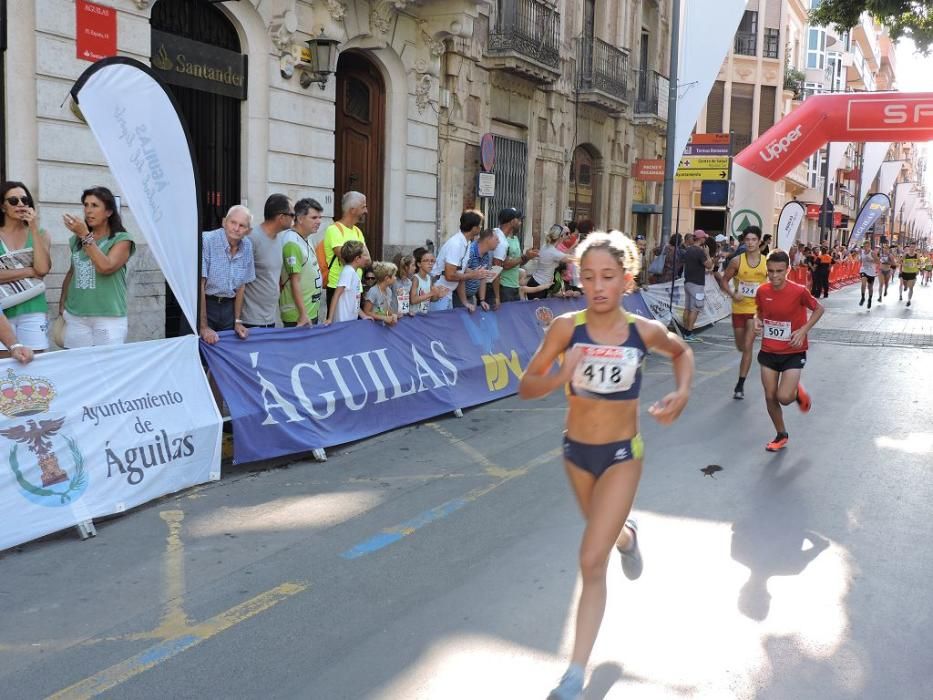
[300,29,340,89]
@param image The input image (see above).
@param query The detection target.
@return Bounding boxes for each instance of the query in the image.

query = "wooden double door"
[334,51,385,257]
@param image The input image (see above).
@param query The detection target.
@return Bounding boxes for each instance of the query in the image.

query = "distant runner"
[754,250,824,452]
[858,241,880,310]
[878,244,893,302]
[900,243,919,306]
[720,225,767,400]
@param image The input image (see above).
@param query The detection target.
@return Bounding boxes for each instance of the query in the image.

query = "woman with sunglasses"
[60,186,135,348]
[0,181,51,356]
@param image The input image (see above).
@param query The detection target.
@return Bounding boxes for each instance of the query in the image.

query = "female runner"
[519,231,694,700]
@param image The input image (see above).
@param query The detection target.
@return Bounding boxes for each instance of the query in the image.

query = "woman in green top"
[0,181,51,356]
[60,186,135,348]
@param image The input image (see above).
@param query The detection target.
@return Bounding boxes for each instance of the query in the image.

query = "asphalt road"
[2,280,932,700]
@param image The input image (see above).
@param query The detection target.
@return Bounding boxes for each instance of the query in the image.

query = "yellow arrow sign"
[678,156,730,170]
[675,169,728,181]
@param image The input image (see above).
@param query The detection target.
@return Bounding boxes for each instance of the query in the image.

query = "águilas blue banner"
[201,296,653,465]
[849,192,891,248]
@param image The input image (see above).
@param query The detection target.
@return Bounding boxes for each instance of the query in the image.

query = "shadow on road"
[730,458,829,621]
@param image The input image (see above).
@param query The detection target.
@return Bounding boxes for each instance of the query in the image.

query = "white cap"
[715,234,728,242]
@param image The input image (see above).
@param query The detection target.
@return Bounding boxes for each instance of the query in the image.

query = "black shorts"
[901,273,917,281]
[758,350,807,373]
[860,272,875,282]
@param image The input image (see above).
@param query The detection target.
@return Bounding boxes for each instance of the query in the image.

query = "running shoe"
[547,665,584,700]
[867,297,872,309]
[683,334,701,343]
[859,296,865,306]
[907,300,911,307]
[733,387,744,400]
[765,433,789,452]
[795,383,811,413]
[617,518,643,580]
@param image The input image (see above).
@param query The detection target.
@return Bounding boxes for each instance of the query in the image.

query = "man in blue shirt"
[199,205,256,344]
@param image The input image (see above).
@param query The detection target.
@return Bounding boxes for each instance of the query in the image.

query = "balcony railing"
[578,37,629,100]
[487,0,560,70]
[764,28,780,59]
[635,69,669,120]
[734,32,757,56]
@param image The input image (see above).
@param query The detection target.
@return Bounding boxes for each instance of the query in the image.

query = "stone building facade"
[0,0,671,341]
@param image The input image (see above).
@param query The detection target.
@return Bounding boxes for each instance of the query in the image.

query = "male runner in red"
[754,250,824,452]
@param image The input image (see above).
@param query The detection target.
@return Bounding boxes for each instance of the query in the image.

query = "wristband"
[10,343,24,350]
[235,319,244,324]
[81,234,95,247]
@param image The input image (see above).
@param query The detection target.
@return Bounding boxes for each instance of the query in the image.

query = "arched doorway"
[335,52,386,256]
[150,0,246,336]
[569,145,600,224]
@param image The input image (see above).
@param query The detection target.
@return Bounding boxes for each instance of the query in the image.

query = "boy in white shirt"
[325,240,370,324]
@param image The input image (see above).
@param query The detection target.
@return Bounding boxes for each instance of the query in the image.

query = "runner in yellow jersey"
[720,225,768,399]
[922,250,933,287]
[899,243,920,306]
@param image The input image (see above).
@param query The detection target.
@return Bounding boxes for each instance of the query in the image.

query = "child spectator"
[363,261,400,326]
[325,240,367,325]
[411,247,446,313]
[393,254,415,316]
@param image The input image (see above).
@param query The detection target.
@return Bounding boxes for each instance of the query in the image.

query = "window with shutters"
[706,80,725,133]
[730,83,755,154]
[758,85,776,135]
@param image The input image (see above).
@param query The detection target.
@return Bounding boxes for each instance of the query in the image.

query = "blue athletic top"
[566,310,647,401]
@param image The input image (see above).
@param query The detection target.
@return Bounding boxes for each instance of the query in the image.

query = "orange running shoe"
[766,433,789,452]
[796,383,812,413]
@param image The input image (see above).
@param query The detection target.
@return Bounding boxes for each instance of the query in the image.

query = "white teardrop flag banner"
[72,58,200,330]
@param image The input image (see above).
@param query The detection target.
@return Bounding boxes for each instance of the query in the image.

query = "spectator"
[363,261,400,325]
[654,233,684,284]
[361,265,376,304]
[60,186,135,348]
[199,205,254,345]
[555,225,581,290]
[325,240,368,325]
[323,191,371,307]
[242,193,292,329]
[760,233,773,257]
[492,207,537,306]
[0,181,50,356]
[576,218,594,240]
[527,225,571,299]
[279,198,324,327]
[410,247,446,313]
[392,254,415,316]
[704,235,724,287]
[681,230,713,341]
[459,228,498,312]
[0,308,33,363]
[432,210,487,311]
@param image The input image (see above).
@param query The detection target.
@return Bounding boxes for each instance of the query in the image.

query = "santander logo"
[881,103,933,125]
[759,125,803,163]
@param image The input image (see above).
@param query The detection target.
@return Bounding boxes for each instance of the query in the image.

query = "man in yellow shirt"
[323,191,371,307]
[720,225,768,400]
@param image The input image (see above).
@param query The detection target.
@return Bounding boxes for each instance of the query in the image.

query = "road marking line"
[425,421,510,477]
[340,447,562,560]
[46,582,307,700]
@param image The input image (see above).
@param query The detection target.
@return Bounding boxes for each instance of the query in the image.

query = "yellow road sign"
[678,156,730,170]
[675,168,728,181]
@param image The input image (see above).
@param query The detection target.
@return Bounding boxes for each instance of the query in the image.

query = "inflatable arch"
[731,92,933,240]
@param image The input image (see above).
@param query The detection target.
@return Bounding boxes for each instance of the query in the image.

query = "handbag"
[0,244,46,310]
[647,250,666,275]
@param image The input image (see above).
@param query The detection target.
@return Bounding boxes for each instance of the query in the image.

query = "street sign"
[675,169,728,181]
[480,133,495,173]
[678,156,729,170]
[690,133,730,145]
[683,144,731,156]
[478,172,496,198]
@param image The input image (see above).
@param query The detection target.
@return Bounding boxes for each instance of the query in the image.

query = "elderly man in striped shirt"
[199,205,256,344]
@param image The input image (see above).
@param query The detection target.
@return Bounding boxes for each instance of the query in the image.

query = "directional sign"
[675,168,728,181]
[679,156,729,170]
[683,144,731,156]
[690,133,730,145]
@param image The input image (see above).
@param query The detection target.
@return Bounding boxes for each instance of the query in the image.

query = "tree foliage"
[810,1,933,53]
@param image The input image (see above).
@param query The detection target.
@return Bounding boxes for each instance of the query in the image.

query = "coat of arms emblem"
[0,369,87,506]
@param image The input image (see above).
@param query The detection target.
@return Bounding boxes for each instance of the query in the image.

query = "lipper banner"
[849,192,891,249]
[201,297,652,465]
[639,275,731,328]
[0,336,222,552]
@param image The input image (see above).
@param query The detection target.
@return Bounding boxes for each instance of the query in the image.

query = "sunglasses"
[278,211,296,219]
[4,196,31,207]
[364,275,377,281]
